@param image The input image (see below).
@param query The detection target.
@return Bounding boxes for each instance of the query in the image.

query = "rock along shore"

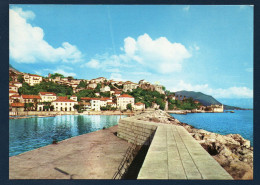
[137,110,253,180]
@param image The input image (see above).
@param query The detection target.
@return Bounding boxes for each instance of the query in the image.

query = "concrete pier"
[9,126,131,179]
[117,113,233,180]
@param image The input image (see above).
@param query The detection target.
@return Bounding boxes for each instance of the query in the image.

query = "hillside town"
[9,67,224,115]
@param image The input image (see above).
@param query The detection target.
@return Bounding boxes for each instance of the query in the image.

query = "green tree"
[94,83,102,93]
[9,76,13,82]
[77,80,86,88]
[18,74,24,83]
[50,73,64,79]
[126,103,132,110]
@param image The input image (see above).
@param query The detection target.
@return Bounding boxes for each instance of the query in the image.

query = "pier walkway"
[117,114,233,180]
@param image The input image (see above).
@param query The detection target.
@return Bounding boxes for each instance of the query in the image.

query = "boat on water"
[225,110,235,113]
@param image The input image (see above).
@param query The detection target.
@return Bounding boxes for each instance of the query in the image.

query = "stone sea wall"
[117,116,158,145]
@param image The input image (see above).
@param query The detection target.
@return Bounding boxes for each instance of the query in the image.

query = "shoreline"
[9,110,253,179]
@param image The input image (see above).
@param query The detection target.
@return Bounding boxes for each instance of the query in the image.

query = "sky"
[9,5,254,107]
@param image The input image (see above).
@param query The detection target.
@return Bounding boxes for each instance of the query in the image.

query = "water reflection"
[9,115,126,157]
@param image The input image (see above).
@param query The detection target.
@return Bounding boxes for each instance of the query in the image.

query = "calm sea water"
[170,110,253,145]
[9,115,126,157]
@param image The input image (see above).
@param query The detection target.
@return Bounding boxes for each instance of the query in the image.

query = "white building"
[21,95,41,103]
[51,97,78,111]
[90,98,101,111]
[9,85,18,92]
[117,94,135,110]
[24,74,42,86]
[88,83,97,89]
[13,82,22,88]
[211,104,224,113]
[39,92,57,102]
[123,81,139,92]
[134,102,145,111]
[70,95,78,101]
[100,86,111,92]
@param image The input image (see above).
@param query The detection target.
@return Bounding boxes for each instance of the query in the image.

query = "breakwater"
[130,110,253,180]
[117,111,233,179]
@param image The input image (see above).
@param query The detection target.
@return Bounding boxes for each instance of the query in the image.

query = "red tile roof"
[53,96,76,102]
[100,97,111,101]
[11,103,24,107]
[9,85,17,87]
[135,102,144,105]
[21,95,41,99]
[10,95,21,98]
[81,97,92,100]
[39,92,56,96]
[9,91,17,93]
[30,74,42,77]
[118,94,134,98]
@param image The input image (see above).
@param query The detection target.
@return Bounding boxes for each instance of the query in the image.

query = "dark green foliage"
[76,89,96,100]
[94,83,102,93]
[100,92,110,97]
[49,73,64,79]
[18,81,73,95]
[126,103,132,110]
[77,80,87,88]
[17,74,24,83]
[9,76,13,82]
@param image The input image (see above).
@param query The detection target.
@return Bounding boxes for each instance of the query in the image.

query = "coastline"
[9,110,253,179]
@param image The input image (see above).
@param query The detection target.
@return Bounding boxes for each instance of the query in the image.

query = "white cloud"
[110,73,125,81]
[9,7,83,63]
[172,80,253,98]
[53,69,76,77]
[122,34,191,73]
[84,59,101,69]
[82,33,191,74]
[183,6,190,11]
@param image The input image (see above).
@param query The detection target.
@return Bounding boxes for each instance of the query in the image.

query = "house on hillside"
[100,86,111,92]
[9,85,18,92]
[23,74,42,86]
[123,81,139,92]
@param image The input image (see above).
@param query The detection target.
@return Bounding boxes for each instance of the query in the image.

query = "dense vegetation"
[124,88,166,110]
[18,81,73,96]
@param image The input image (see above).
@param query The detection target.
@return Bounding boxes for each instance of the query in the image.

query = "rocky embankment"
[137,110,253,180]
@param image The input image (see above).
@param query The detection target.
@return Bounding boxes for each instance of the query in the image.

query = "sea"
[170,110,253,146]
[9,115,127,157]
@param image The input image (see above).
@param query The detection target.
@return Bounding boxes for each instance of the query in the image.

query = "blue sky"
[9,5,253,107]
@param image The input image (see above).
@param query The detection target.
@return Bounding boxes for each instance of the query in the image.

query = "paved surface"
[138,124,233,180]
[9,126,131,179]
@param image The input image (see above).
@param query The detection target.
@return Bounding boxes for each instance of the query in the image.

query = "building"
[134,102,145,111]
[23,74,43,86]
[107,102,117,108]
[21,95,41,103]
[9,85,18,92]
[13,82,22,88]
[100,86,111,92]
[90,98,101,111]
[39,92,57,102]
[51,96,78,111]
[100,97,112,107]
[123,81,139,92]
[9,91,19,97]
[10,103,24,112]
[117,94,135,110]
[92,77,106,84]
[88,83,97,89]
[70,95,78,101]
[9,95,21,104]
[211,104,224,112]
[154,84,165,94]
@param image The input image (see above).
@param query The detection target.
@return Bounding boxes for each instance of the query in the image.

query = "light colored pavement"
[138,124,233,180]
[9,126,131,179]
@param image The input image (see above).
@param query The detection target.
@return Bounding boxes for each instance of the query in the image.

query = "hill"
[9,64,20,73]
[174,90,247,110]
[174,90,221,106]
